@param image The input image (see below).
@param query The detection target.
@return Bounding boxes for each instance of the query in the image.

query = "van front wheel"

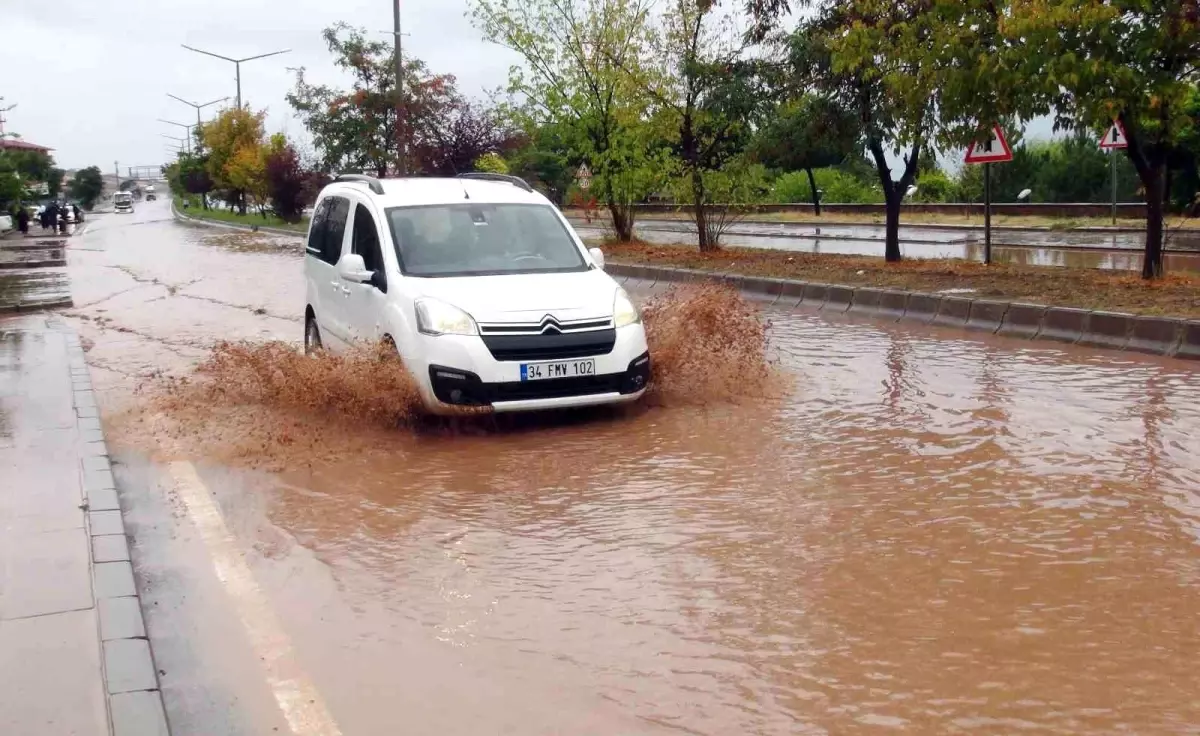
[304,316,322,355]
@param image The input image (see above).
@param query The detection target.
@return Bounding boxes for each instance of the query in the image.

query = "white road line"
[168,461,344,736]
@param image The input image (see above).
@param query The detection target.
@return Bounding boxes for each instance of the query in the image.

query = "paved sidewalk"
[0,314,167,735]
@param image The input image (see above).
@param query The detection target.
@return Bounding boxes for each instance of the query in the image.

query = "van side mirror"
[588,247,605,270]
[337,253,373,283]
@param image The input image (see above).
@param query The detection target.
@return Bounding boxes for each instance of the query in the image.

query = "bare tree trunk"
[1142,164,1166,280]
[883,193,902,263]
[691,166,715,251]
[806,167,821,217]
[607,201,635,242]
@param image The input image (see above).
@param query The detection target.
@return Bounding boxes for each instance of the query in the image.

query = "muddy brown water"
[66,202,1200,734]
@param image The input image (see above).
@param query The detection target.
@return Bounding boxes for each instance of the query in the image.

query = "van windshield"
[386,203,587,277]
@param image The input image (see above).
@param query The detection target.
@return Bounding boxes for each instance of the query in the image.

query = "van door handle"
[340,285,351,295]
[330,280,339,289]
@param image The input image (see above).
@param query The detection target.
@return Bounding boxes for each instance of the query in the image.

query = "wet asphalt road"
[64,200,1200,734]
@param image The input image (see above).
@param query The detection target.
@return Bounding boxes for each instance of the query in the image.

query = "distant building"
[0,138,53,154]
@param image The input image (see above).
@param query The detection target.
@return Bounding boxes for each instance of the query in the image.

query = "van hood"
[409,269,619,323]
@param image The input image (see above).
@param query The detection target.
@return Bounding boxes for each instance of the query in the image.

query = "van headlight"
[613,288,641,328]
[415,298,478,336]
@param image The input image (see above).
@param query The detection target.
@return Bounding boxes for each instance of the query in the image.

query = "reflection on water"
[243,305,1200,735]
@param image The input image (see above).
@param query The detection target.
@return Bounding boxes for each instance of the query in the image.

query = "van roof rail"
[334,173,385,195]
[456,173,534,193]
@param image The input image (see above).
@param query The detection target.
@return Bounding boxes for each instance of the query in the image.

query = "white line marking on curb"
[168,461,343,736]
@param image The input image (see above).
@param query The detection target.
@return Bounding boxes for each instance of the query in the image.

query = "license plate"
[520,359,596,381]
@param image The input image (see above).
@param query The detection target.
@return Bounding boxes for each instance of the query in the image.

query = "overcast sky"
[1,0,1054,175]
[0,0,520,172]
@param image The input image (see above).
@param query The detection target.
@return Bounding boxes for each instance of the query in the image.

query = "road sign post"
[964,124,1014,265]
[984,163,992,264]
[1099,120,1129,226]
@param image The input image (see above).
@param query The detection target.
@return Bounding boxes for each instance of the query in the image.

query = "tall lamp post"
[392,0,407,176]
[166,94,230,130]
[158,120,194,154]
[181,45,291,109]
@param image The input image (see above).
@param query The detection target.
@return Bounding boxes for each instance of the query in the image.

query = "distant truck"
[145,185,157,202]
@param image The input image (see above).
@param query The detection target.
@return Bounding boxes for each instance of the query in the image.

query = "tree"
[68,167,104,210]
[749,3,936,261]
[46,168,64,199]
[470,0,665,241]
[473,152,509,173]
[633,0,768,249]
[507,122,576,204]
[0,154,23,209]
[1008,0,1200,279]
[814,2,938,262]
[751,95,860,214]
[417,100,519,176]
[200,107,266,215]
[288,23,459,178]
[264,135,310,222]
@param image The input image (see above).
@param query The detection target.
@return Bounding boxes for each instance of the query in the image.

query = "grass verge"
[602,239,1200,319]
[175,196,309,233]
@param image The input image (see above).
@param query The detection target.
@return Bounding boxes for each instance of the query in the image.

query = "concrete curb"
[171,202,305,239]
[0,296,75,314]
[606,262,1198,361]
[62,327,170,736]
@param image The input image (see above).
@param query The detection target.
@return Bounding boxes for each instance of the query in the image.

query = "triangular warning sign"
[1100,120,1128,149]
[964,125,1013,164]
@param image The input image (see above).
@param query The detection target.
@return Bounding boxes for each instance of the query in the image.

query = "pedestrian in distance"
[72,204,82,223]
[45,201,58,233]
[16,205,30,235]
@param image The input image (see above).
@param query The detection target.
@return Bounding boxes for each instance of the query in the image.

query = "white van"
[303,173,651,414]
[114,192,134,213]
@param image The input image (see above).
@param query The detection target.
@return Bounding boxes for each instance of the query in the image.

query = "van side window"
[306,199,331,260]
[351,204,386,291]
[324,197,350,265]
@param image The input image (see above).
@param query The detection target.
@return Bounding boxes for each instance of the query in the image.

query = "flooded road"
[572,219,1200,273]
[67,200,1200,734]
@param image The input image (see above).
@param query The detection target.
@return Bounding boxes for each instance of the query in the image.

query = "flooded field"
[62,201,1200,734]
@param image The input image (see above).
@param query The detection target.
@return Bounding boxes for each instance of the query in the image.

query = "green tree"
[507,121,575,204]
[751,95,860,214]
[1008,0,1200,278]
[470,0,664,241]
[473,152,509,173]
[636,0,768,249]
[0,154,24,209]
[287,23,460,178]
[46,168,64,199]
[68,167,104,210]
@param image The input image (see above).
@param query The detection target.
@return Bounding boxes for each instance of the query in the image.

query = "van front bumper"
[426,351,650,412]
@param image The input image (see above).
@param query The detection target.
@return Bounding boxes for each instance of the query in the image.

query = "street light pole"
[166,94,230,143]
[393,0,407,176]
[158,120,194,154]
[181,45,291,109]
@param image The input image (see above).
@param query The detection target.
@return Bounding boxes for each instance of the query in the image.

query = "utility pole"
[0,100,14,138]
[181,45,291,109]
[393,0,408,176]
